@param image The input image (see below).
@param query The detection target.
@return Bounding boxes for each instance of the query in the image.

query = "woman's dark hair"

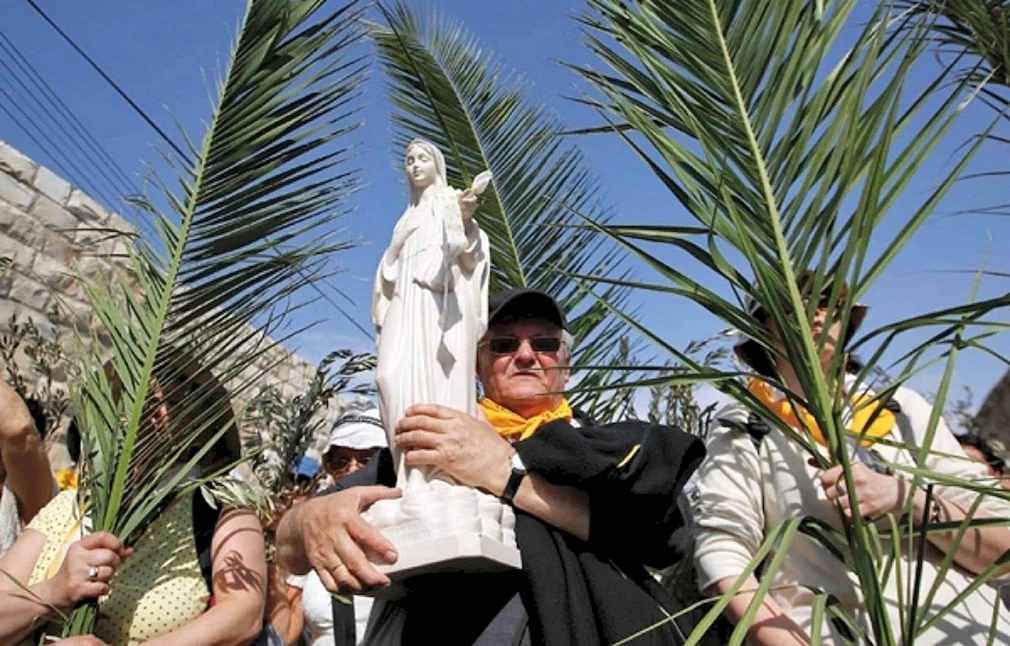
[66,417,82,464]
[957,433,1006,475]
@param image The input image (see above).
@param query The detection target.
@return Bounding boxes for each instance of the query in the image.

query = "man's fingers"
[819,466,843,488]
[404,449,441,468]
[336,528,391,590]
[396,414,445,434]
[316,565,341,594]
[356,486,402,509]
[404,403,456,419]
[347,516,398,565]
[396,431,439,450]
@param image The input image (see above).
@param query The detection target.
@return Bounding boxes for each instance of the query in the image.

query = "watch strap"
[500,454,527,506]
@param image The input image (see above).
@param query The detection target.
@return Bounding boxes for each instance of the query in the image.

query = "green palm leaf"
[569,0,1007,643]
[64,0,367,634]
[367,0,641,419]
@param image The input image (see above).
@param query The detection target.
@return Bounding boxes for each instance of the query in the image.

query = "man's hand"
[396,403,513,495]
[820,463,908,521]
[282,486,401,594]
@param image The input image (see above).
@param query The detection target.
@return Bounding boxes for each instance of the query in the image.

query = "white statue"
[367,139,519,580]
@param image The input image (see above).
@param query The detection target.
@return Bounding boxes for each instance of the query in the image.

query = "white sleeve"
[896,388,1010,519]
[285,572,308,589]
[693,414,766,591]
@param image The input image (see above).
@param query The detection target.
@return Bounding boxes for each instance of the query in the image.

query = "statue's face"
[406,145,438,189]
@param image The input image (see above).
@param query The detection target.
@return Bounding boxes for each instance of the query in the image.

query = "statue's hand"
[396,404,513,496]
[458,188,479,221]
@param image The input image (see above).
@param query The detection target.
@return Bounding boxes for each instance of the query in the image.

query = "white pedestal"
[363,533,522,599]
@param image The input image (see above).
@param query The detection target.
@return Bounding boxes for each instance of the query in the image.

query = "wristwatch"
[499,451,527,506]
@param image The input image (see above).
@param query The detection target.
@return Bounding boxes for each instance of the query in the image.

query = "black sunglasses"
[483,335,562,355]
[325,448,379,471]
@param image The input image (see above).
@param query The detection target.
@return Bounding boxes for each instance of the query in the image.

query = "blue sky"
[2,0,1007,414]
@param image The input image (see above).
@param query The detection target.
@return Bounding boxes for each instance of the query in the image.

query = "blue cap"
[292,456,319,478]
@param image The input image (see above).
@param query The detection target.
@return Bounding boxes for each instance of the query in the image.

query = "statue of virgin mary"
[367,139,517,575]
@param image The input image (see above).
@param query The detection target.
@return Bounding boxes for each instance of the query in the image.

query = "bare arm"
[492,465,590,542]
[145,508,267,646]
[0,381,56,523]
[909,488,1010,576]
[0,530,127,646]
[821,464,1010,576]
[263,564,304,646]
[706,576,810,646]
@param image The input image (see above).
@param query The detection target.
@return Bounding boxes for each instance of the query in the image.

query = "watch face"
[510,451,527,472]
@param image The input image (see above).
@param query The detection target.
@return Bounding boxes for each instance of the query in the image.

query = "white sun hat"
[326,399,387,451]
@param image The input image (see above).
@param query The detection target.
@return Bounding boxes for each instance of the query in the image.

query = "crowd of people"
[0,281,1007,645]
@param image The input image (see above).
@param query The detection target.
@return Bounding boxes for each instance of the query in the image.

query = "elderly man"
[276,288,704,645]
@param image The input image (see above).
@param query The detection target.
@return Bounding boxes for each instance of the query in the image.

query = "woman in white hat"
[692,271,1010,645]
[283,402,386,646]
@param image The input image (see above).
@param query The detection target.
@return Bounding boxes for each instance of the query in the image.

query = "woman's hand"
[820,463,909,521]
[51,637,110,646]
[41,532,131,611]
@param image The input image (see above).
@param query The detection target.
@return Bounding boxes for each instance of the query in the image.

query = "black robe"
[329,413,705,645]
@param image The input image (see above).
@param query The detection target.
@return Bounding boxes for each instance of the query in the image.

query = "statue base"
[362,533,521,599]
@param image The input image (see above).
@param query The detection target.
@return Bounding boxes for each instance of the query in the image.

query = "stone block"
[66,189,111,225]
[0,232,37,273]
[33,166,72,205]
[42,232,80,268]
[55,296,94,334]
[32,254,80,298]
[0,174,35,211]
[7,273,53,312]
[3,209,46,249]
[0,199,18,228]
[30,196,78,235]
[0,298,52,339]
[0,271,12,299]
[75,226,129,259]
[0,142,37,183]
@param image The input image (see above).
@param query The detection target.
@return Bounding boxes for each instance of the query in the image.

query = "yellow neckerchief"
[55,467,78,491]
[747,378,895,447]
[479,397,573,441]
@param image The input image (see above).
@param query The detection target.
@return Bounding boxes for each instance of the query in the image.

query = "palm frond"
[368,0,642,420]
[64,0,367,634]
[570,0,1006,643]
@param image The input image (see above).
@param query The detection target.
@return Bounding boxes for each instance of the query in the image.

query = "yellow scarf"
[747,378,895,447]
[55,467,79,491]
[479,397,573,441]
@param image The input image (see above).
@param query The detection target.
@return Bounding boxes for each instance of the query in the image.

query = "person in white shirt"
[693,272,1010,645]
[286,402,386,646]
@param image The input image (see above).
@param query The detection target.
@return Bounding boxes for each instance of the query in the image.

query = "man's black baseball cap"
[488,288,567,330]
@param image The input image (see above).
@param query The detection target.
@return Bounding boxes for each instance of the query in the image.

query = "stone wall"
[976,369,1010,447]
[0,140,343,468]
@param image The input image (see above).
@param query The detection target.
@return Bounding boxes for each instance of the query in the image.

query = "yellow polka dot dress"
[24,490,211,645]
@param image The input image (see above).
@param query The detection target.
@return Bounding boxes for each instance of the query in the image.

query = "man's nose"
[514,338,537,363]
